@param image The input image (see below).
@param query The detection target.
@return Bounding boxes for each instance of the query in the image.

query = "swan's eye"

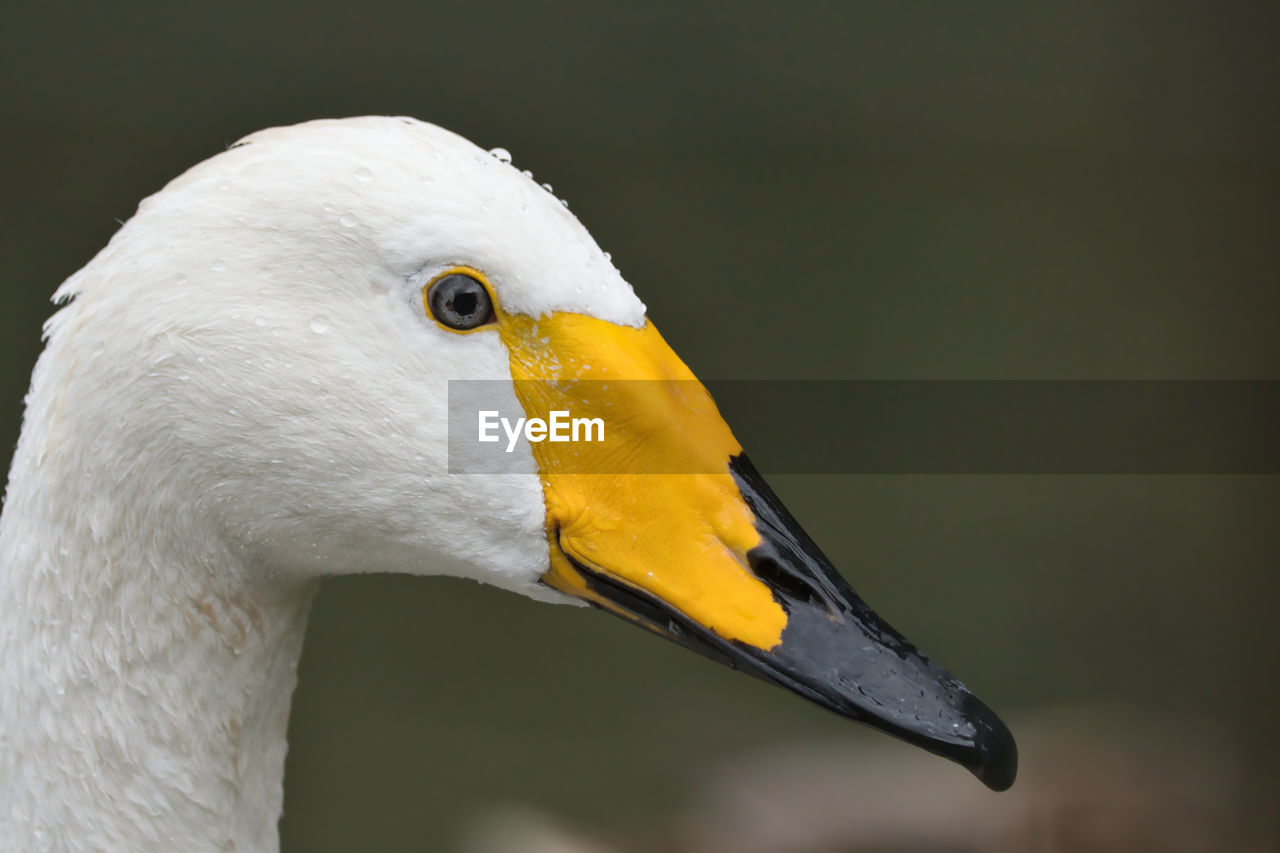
[426,272,495,331]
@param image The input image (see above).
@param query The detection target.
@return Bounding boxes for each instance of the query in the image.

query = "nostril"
[746,549,829,611]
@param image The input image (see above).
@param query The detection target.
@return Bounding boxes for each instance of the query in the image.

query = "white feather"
[0,117,643,851]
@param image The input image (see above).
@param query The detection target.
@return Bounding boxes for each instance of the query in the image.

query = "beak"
[498,313,1017,791]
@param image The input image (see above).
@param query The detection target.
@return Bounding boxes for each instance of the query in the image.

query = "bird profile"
[0,117,1015,851]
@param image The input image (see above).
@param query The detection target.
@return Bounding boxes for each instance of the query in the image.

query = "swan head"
[40,117,1015,790]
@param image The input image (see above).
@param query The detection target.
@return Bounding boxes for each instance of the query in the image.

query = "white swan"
[0,117,1015,851]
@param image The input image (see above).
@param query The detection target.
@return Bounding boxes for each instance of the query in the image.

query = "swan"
[0,117,1015,851]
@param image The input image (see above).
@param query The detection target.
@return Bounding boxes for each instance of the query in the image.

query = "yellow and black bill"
[497,314,1017,791]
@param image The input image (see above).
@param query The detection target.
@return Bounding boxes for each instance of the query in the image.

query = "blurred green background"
[2,3,1277,850]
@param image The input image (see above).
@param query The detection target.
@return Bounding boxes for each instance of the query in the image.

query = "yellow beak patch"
[498,313,787,651]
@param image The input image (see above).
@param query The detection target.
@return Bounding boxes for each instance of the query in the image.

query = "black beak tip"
[963,694,1018,792]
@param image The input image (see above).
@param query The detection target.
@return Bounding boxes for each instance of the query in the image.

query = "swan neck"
[0,472,316,851]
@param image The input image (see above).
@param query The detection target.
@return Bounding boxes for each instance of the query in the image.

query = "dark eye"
[427,273,494,331]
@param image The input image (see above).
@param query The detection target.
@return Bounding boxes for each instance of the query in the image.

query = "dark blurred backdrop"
[2,3,1277,850]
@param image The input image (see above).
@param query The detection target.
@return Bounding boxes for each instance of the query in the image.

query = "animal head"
[34,116,1015,789]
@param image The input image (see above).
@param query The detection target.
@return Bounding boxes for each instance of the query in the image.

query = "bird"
[0,117,1015,851]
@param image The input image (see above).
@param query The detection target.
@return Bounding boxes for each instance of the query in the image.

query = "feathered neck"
[0,337,315,851]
